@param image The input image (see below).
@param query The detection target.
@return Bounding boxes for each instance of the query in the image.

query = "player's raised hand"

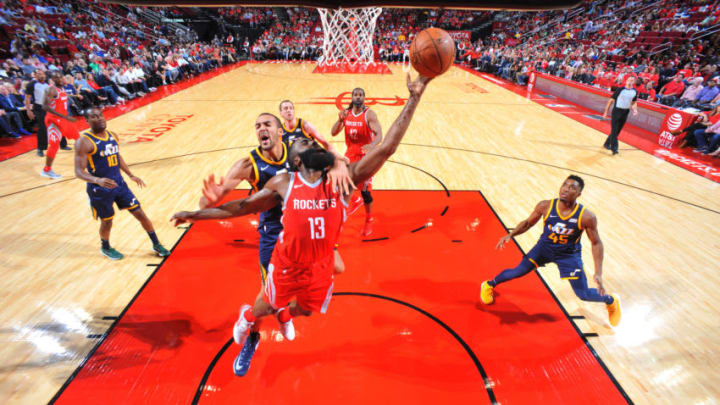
[171,211,194,227]
[96,177,118,189]
[495,234,512,250]
[202,174,225,207]
[326,156,355,196]
[338,109,347,122]
[594,273,606,296]
[406,73,432,98]
[130,175,146,188]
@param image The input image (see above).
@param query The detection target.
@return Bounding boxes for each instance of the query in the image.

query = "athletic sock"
[244,310,256,323]
[277,307,292,323]
[148,231,159,245]
[101,239,110,249]
[43,166,51,172]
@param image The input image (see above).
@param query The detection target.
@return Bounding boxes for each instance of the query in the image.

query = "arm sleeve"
[611,87,622,100]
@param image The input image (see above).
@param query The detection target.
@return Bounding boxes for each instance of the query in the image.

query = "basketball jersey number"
[308,217,325,240]
[349,128,358,140]
[548,233,568,244]
[107,154,118,167]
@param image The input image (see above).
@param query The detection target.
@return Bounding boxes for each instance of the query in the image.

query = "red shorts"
[264,254,334,314]
[45,117,77,140]
[346,150,372,192]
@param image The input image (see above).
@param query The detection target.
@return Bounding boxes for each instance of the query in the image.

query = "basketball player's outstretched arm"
[172,174,290,226]
[73,136,117,189]
[496,200,551,249]
[361,109,383,153]
[199,157,254,208]
[349,74,430,186]
[43,86,76,122]
[581,209,606,296]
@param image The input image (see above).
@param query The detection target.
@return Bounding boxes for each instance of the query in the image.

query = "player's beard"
[299,149,335,171]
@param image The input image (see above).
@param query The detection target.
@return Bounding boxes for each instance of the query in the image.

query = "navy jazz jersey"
[281,118,313,146]
[82,130,140,220]
[248,143,290,227]
[83,130,122,182]
[538,198,586,253]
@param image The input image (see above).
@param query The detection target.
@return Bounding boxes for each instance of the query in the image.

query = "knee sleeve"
[361,190,373,204]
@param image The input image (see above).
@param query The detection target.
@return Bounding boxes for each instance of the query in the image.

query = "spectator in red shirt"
[658,75,686,106]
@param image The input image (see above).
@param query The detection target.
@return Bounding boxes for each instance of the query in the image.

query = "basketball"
[410,27,456,78]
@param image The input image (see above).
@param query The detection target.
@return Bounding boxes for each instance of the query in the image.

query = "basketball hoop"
[317,7,382,68]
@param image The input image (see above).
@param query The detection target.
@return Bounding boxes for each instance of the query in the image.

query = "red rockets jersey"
[274,172,347,268]
[343,106,373,156]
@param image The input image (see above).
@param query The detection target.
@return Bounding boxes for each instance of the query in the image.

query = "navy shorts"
[257,221,283,283]
[526,242,584,280]
[87,181,140,221]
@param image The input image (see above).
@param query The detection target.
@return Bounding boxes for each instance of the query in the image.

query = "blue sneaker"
[233,331,260,377]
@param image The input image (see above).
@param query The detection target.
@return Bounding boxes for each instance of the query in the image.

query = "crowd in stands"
[0,0,238,142]
[3,1,719,157]
[458,0,720,157]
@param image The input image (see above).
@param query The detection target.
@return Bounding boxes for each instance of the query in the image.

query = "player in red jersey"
[41,72,77,179]
[331,87,383,236]
[172,74,430,376]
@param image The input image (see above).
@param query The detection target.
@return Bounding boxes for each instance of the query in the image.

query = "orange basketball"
[410,27,456,78]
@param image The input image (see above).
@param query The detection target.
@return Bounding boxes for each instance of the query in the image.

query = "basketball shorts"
[526,243,584,280]
[45,118,77,140]
[257,221,283,284]
[264,254,334,314]
[87,181,140,221]
[346,150,372,192]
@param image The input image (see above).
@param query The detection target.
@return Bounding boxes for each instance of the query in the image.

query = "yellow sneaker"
[480,281,494,305]
[606,294,621,326]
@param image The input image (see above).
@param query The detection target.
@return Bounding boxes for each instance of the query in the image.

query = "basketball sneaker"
[480,281,494,305]
[233,304,254,346]
[232,331,260,377]
[40,169,61,179]
[101,247,124,260]
[361,216,374,237]
[153,243,170,257]
[275,308,295,341]
[347,196,363,216]
[606,294,622,327]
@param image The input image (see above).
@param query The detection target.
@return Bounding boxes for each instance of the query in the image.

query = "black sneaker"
[60,146,72,151]
[36,150,44,157]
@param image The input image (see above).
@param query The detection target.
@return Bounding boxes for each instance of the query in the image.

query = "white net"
[317,7,383,67]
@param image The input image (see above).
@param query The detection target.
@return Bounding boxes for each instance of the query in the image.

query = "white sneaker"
[233,304,254,345]
[40,169,61,179]
[275,307,295,341]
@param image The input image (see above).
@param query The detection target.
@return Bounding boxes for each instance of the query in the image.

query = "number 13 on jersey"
[308,217,325,239]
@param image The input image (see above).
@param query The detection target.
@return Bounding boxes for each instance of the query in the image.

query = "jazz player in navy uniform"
[199,112,352,281]
[480,175,622,326]
[278,99,342,156]
[74,107,170,260]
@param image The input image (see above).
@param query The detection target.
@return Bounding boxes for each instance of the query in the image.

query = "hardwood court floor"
[0,62,718,404]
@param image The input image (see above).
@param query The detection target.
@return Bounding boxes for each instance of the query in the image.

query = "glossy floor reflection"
[53,191,627,404]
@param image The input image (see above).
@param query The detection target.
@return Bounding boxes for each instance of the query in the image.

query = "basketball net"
[317,7,382,67]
